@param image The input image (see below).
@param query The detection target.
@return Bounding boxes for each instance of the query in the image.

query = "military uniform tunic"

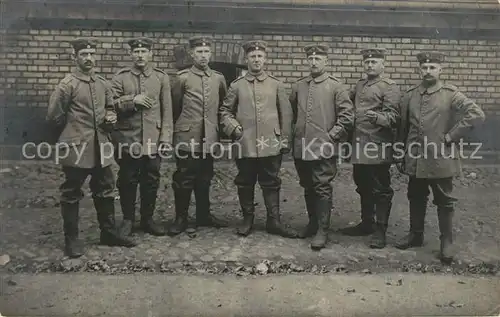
[47,68,116,204]
[350,76,400,165]
[110,64,173,157]
[289,72,354,162]
[399,81,485,179]
[171,66,227,154]
[219,72,292,159]
[399,81,485,207]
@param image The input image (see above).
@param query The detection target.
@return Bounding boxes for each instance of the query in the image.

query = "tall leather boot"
[139,185,165,236]
[236,186,255,236]
[263,189,298,238]
[395,199,426,249]
[167,187,191,236]
[311,199,331,250]
[369,200,392,249]
[61,202,84,258]
[298,188,318,239]
[118,184,137,236]
[339,194,375,236]
[195,183,227,228]
[95,197,136,247]
[437,206,454,265]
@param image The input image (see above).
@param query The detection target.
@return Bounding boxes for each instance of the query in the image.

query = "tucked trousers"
[234,155,282,190]
[60,165,115,204]
[294,158,338,200]
[407,176,456,209]
[172,150,214,191]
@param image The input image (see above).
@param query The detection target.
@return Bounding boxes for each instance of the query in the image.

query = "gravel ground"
[0,160,499,276]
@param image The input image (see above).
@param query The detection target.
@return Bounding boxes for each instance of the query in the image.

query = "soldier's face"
[307,55,327,75]
[190,46,212,68]
[131,47,152,68]
[419,62,442,83]
[74,48,96,72]
[363,58,384,77]
[246,50,266,72]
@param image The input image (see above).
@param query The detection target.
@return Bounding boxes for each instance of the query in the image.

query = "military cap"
[70,37,98,53]
[128,37,154,50]
[416,51,445,64]
[189,35,213,48]
[242,40,268,53]
[304,44,329,56]
[360,47,386,60]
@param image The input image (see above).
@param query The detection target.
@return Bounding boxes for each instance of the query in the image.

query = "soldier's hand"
[233,126,243,140]
[133,94,154,109]
[104,111,117,124]
[366,110,379,123]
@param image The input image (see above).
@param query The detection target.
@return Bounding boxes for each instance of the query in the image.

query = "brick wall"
[1,28,499,154]
[2,29,499,109]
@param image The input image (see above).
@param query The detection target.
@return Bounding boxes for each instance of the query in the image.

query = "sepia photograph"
[0,0,499,316]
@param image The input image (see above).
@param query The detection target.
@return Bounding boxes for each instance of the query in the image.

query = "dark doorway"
[209,62,246,87]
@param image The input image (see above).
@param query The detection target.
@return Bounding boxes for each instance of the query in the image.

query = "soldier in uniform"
[219,40,297,238]
[289,44,355,250]
[110,37,173,237]
[47,37,136,258]
[167,35,228,236]
[395,51,485,264]
[339,48,401,249]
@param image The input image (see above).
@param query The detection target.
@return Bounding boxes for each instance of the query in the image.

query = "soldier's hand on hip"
[133,94,154,109]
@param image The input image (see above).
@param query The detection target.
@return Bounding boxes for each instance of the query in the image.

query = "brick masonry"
[1,28,499,154]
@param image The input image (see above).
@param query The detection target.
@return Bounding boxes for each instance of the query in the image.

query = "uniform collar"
[245,71,268,82]
[363,74,384,86]
[190,65,212,77]
[306,72,329,83]
[130,64,153,77]
[72,68,96,82]
[418,81,443,95]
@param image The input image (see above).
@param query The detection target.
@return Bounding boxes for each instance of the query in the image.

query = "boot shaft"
[173,188,192,217]
[94,198,116,232]
[409,199,427,233]
[61,202,79,238]
[237,186,255,215]
[315,199,332,230]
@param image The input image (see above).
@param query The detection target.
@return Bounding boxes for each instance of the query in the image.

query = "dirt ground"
[0,159,499,276]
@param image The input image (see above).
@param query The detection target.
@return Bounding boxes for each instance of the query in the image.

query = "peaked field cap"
[304,44,329,56]
[70,37,98,52]
[242,40,268,53]
[128,37,154,50]
[360,47,386,60]
[416,51,445,64]
[189,35,213,48]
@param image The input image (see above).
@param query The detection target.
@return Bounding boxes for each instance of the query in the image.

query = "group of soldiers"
[46,35,485,265]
